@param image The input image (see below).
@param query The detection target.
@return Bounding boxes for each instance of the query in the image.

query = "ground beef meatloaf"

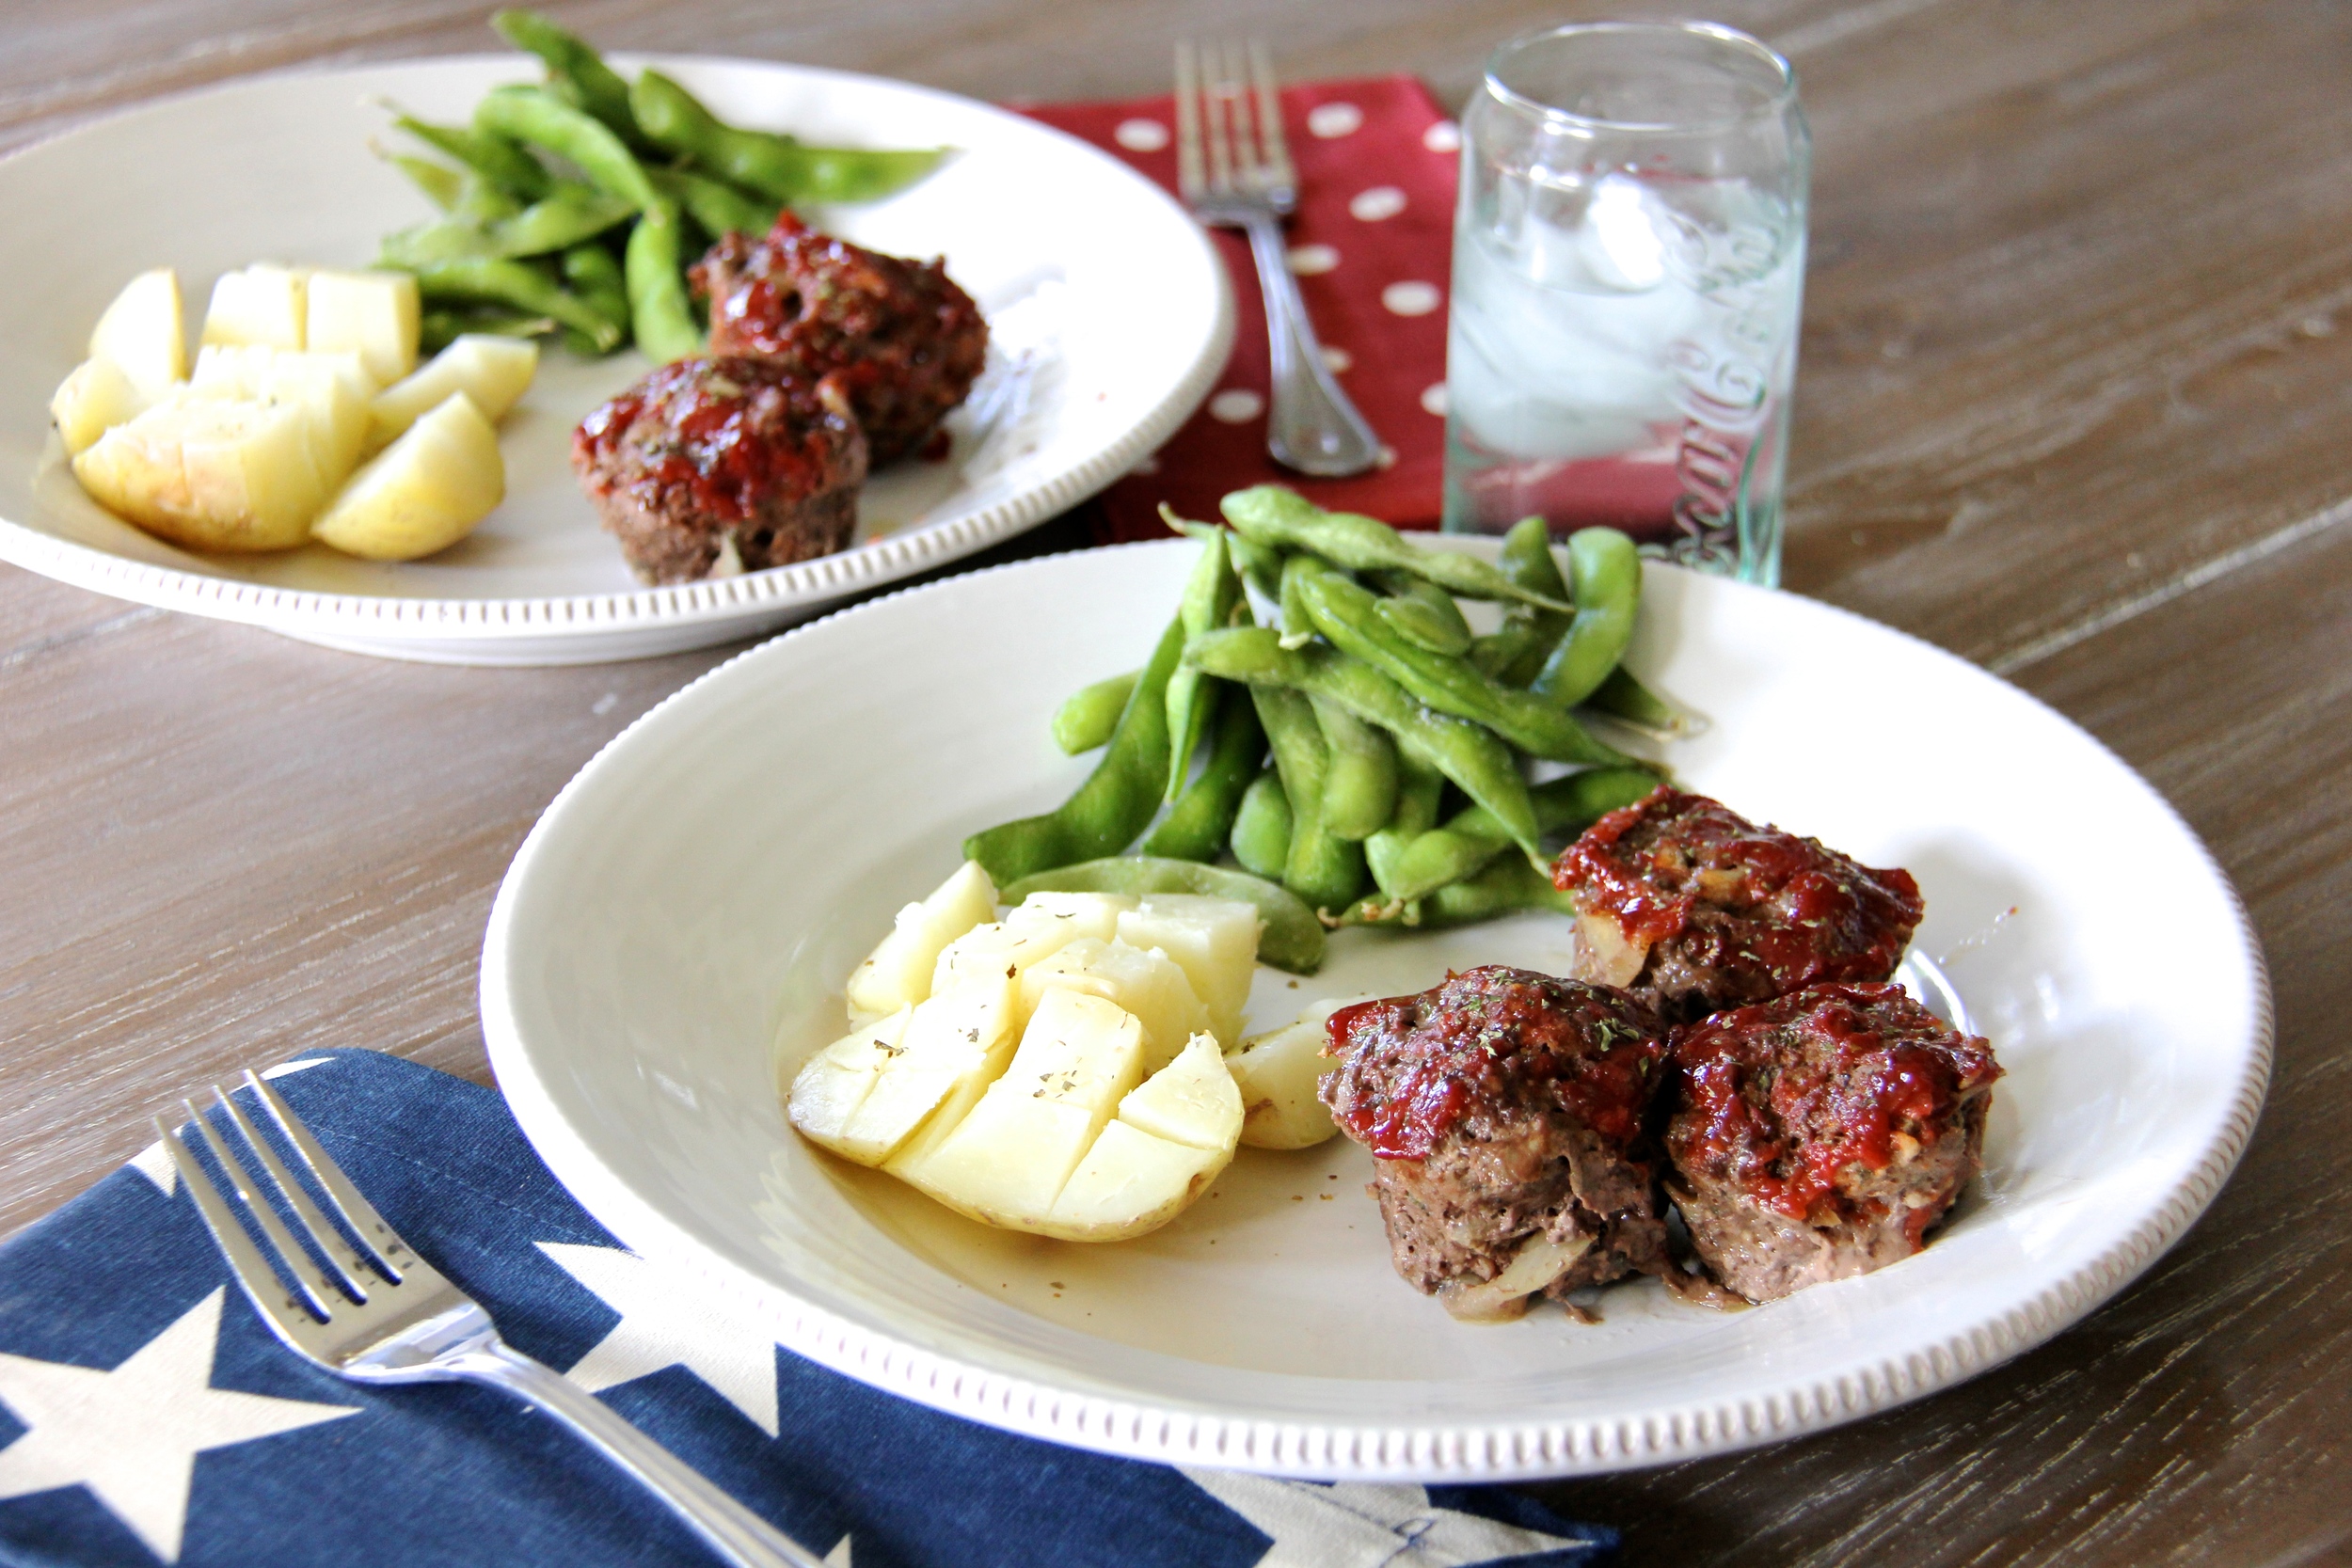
[571,356,868,585]
[1666,982,2001,1303]
[1319,966,1673,1322]
[1552,787,1925,1025]
[692,213,988,466]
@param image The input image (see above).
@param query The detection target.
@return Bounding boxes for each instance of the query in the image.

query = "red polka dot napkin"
[1013,76,1460,542]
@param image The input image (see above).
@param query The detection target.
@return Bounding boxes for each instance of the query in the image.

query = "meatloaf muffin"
[1666,982,2001,1303]
[571,356,868,586]
[1552,787,1925,1025]
[1320,966,1672,1322]
[692,213,988,466]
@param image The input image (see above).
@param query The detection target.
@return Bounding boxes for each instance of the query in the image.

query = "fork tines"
[158,1071,405,1325]
[1174,40,1296,205]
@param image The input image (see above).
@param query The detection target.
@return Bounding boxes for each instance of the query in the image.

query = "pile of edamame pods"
[372,10,945,359]
[964,486,1692,971]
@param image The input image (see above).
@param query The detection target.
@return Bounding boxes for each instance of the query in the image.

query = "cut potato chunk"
[1019,937,1210,1071]
[783,1006,914,1150]
[200,264,308,354]
[73,393,326,551]
[191,345,373,481]
[1044,1120,1228,1243]
[368,335,538,453]
[1114,895,1262,1048]
[1115,1032,1244,1152]
[892,989,1144,1225]
[1230,998,1351,1150]
[87,269,187,397]
[832,974,1019,1166]
[306,269,420,387]
[51,359,148,457]
[310,391,501,561]
[844,860,997,1022]
[930,892,1135,993]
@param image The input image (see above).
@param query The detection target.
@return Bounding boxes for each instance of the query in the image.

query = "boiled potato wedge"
[50,359,148,457]
[1230,997,1351,1150]
[1046,1035,1241,1242]
[1114,895,1262,1048]
[87,269,186,397]
[201,265,308,354]
[817,974,1019,1166]
[72,393,326,551]
[368,335,538,454]
[1019,937,1209,1071]
[306,269,420,387]
[930,893,1135,994]
[844,860,997,1022]
[191,345,373,482]
[310,391,501,561]
[892,989,1146,1224]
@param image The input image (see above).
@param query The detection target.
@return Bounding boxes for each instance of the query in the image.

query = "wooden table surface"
[4,1,2346,1562]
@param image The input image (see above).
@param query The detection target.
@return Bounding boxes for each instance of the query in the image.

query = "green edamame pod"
[647,166,781,242]
[383,152,469,213]
[1533,528,1642,708]
[1188,628,1543,863]
[474,88,660,212]
[1166,531,1242,798]
[1424,856,1579,927]
[1276,553,1321,651]
[1142,688,1264,861]
[490,9,650,151]
[562,244,628,324]
[1002,856,1324,974]
[1583,666,1698,737]
[1385,765,1659,903]
[406,257,622,352]
[1289,556,1641,769]
[624,199,707,363]
[1253,686,1365,913]
[630,71,946,206]
[1364,751,1445,899]
[1230,769,1293,880]
[1220,485,1572,612]
[389,113,553,200]
[1368,572,1472,657]
[964,616,1184,887]
[421,308,556,354]
[1486,515,1577,687]
[1311,695,1397,841]
[1051,669,1138,755]
[378,187,636,270]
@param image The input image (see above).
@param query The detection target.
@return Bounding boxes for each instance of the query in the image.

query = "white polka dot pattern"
[1114,119,1170,152]
[1381,280,1442,317]
[1348,186,1406,222]
[1209,388,1265,423]
[1286,244,1339,276]
[1422,120,1463,153]
[1307,102,1363,138]
[1420,383,1448,417]
[1322,347,1353,373]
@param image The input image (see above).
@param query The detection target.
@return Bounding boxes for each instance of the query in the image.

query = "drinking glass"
[1439,21,1810,584]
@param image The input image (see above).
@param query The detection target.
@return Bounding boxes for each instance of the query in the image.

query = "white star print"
[1180,1469,1593,1567]
[0,1289,358,1563]
[125,1059,339,1196]
[538,1243,782,1437]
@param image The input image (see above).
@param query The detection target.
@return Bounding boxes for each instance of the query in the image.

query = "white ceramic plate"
[480,543,2271,1479]
[0,58,1231,664]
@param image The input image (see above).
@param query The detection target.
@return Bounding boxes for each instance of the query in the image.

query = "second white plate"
[0,56,1231,663]
[480,543,2270,1478]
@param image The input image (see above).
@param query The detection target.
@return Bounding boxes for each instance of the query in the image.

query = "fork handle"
[1239,213,1384,478]
[450,1341,825,1568]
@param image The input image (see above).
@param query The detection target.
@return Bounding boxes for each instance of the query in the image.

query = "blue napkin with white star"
[0,1050,1618,1568]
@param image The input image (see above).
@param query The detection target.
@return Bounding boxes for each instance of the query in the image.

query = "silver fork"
[1175,40,1383,478]
[158,1071,821,1568]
